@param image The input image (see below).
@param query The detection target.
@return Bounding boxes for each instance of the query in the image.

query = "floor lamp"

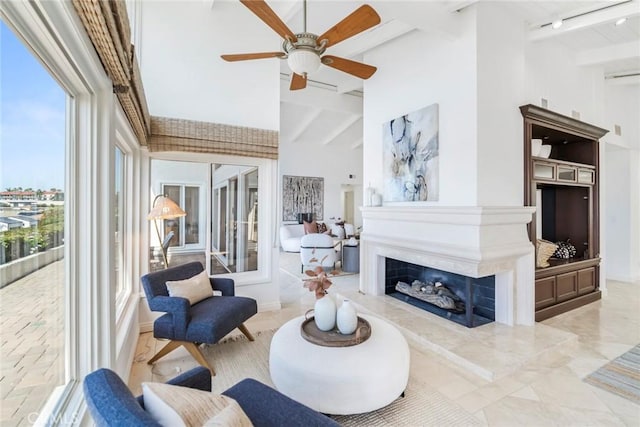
[148,195,186,268]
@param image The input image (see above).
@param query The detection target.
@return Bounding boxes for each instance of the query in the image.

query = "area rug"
[200,330,481,426]
[584,344,640,404]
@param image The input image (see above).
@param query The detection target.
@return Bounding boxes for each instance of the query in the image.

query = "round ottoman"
[269,314,410,415]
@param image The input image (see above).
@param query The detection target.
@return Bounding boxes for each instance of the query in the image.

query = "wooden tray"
[300,316,371,347]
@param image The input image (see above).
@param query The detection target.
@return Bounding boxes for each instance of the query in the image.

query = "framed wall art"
[282,175,324,221]
[382,103,439,202]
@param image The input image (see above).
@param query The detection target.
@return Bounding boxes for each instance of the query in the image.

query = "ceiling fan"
[221,0,381,90]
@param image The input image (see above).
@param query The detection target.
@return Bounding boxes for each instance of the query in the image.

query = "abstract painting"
[282,175,324,221]
[382,103,439,202]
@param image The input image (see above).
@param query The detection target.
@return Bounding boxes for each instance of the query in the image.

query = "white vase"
[337,299,358,335]
[314,294,336,331]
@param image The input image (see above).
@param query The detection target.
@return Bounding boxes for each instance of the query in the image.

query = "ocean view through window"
[0,21,68,424]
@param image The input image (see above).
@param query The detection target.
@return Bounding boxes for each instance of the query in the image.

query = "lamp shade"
[287,49,321,76]
[147,195,186,220]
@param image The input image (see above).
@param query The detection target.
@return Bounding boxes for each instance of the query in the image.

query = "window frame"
[149,152,275,287]
[1,1,140,423]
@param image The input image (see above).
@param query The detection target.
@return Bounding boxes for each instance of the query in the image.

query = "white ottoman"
[269,314,410,415]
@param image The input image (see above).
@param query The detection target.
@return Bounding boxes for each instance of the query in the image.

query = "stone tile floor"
[2,254,639,426]
[0,261,64,427]
[129,252,640,426]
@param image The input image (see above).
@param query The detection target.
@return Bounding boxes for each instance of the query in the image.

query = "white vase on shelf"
[314,294,336,331]
[337,299,358,335]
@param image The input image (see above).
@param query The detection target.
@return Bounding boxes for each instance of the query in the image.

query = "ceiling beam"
[605,74,640,85]
[529,1,640,41]
[288,108,323,143]
[576,41,640,66]
[351,138,363,149]
[321,115,362,146]
[280,80,363,115]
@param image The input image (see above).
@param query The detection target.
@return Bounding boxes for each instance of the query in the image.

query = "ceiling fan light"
[287,49,321,76]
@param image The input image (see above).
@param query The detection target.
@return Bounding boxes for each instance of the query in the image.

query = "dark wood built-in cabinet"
[520,105,608,321]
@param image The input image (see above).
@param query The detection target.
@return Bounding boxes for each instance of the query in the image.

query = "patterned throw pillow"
[317,222,328,234]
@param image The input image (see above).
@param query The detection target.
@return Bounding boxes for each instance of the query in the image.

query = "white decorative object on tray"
[312,294,336,331]
[539,144,552,158]
[337,300,358,335]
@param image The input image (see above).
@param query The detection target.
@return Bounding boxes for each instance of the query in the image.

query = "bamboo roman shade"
[72,0,150,144]
[73,0,278,159]
[149,117,279,160]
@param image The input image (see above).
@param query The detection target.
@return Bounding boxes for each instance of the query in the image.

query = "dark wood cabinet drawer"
[535,277,556,309]
[556,272,578,302]
[577,267,595,295]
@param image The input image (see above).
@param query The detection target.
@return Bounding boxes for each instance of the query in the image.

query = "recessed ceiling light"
[615,17,627,26]
[551,19,563,29]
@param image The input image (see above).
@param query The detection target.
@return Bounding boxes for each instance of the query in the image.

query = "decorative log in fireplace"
[395,280,465,312]
[386,258,495,328]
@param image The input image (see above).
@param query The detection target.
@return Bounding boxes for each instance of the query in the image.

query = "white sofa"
[280,224,305,252]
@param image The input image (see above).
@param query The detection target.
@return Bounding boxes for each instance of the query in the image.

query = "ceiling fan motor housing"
[284,33,326,75]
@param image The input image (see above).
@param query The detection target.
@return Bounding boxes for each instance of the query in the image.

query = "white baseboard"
[258,301,282,312]
[606,274,640,284]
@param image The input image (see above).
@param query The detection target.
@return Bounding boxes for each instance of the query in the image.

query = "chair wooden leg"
[147,340,182,365]
[238,323,255,341]
[183,342,216,376]
[148,340,215,376]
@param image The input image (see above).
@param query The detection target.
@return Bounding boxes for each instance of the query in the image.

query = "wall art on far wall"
[382,103,439,202]
[282,175,324,221]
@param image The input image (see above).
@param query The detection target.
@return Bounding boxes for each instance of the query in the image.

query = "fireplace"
[385,258,495,327]
[360,206,536,326]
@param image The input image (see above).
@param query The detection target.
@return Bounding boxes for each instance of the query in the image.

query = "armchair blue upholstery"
[141,262,257,375]
[84,367,339,427]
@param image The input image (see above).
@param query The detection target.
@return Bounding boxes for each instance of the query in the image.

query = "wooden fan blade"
[290,73,307,91]
[240,0,297,42]
[317,5,380,48]
[321,55,377,79]
[221,52,285,62]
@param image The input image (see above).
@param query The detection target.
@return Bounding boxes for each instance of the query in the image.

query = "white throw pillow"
[142,382,253,427]
[165,270,213,305]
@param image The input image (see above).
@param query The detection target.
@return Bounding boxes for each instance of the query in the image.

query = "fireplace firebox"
[385,258,495,328]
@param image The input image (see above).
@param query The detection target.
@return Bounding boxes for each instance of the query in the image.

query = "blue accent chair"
[84,367,340,427]
[141,261,258,375]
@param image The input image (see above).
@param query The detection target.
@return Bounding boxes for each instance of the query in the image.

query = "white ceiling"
[212,0,640,149]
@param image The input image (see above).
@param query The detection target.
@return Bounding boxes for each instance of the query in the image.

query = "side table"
[342,244,360,273]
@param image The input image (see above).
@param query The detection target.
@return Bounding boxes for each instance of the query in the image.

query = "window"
[2,2,141,424]
[161,184,201,248]
[211,164,258,275]
[149,159,264,278]
[0,20,68,424]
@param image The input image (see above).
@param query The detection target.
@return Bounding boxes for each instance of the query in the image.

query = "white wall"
[475,2,525,206]
[523,40,606,127]
[604,84,640,282]
[363,7,478,206]
[139,1,280,129]
[278,138,363,228]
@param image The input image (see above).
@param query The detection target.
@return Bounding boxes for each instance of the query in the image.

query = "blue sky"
[1,21,66,191]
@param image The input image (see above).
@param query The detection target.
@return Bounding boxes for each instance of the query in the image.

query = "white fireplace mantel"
[360,206,536,326]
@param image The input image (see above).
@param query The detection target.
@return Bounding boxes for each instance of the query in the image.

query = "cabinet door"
[556,272,578,302]
[535,277,556,309]
[578,267,595,295]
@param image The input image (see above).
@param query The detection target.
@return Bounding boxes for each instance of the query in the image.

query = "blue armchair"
[84,367,340,426]
[141,262,257,375]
